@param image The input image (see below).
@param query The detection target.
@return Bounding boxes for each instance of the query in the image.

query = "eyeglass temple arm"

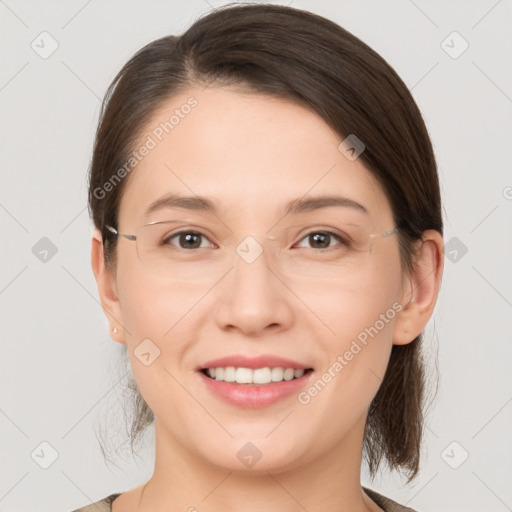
[105,225,136,241]
[383,227,399,237]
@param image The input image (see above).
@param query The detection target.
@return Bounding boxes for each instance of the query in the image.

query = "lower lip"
[198,370,313,408]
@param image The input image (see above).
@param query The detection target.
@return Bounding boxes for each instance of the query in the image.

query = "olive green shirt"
[71,486,418,511]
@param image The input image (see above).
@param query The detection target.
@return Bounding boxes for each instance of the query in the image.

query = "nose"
[213,236,294,337]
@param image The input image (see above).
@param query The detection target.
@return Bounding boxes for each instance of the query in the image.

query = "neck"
[138,414,381,512]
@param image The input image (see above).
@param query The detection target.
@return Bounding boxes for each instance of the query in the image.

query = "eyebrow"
[143,193,368,218]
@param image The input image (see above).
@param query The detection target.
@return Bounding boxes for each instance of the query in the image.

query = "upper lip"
[198,355,312,371]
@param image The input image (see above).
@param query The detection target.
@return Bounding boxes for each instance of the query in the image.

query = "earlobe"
[91,228,126,344]
[392,229,444,346]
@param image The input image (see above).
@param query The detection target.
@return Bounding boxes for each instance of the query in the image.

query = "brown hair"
[88,3,442,483]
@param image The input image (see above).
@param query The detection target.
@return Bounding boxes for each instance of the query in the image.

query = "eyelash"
[162,230,350,253]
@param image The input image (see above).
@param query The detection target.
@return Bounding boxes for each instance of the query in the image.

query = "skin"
[91,85,444,512]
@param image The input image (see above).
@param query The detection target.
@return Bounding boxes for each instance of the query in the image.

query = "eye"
[294,231,348,251]
[161,229,349,251]
[163,231,213,250]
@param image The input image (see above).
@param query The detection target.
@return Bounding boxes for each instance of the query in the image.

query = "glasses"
[105,219,398,283]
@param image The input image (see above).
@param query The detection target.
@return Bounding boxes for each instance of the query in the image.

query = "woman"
[76,3,444,511]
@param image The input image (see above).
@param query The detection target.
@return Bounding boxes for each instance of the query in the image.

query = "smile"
[202,366,313,385]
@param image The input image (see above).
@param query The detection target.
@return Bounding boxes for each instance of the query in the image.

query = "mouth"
[200,366,314,385]
[196,355,315,408]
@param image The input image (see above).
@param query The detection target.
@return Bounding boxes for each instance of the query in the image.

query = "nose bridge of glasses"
[248,234,278,242]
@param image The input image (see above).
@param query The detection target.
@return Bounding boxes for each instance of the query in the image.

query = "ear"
[392,229,444,345]
[91,228,126,344]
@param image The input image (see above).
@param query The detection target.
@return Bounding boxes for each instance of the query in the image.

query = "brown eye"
[164,231,211,250]
[295,231,347,251]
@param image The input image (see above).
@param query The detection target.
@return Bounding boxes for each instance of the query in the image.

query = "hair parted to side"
[88,3,442,483]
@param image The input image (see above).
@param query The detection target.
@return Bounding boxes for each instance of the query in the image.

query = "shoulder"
[363,486,419,512]
[70,493,121,512]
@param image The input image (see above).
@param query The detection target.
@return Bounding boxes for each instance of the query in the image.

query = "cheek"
[115,244,209,340]
[300,254,403,342]
[116,277,206,428]
[301,257,402,404]
[120,284,193,339]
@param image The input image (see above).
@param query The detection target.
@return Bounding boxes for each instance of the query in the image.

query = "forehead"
[117,86,392,228]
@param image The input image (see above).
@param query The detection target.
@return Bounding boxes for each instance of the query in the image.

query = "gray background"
[1,1,511,511]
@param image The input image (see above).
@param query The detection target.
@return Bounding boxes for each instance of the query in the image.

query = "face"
[106,85,411,473]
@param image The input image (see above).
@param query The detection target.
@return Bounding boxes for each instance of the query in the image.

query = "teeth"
[205,366,307,384]
[224,367,236,382]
